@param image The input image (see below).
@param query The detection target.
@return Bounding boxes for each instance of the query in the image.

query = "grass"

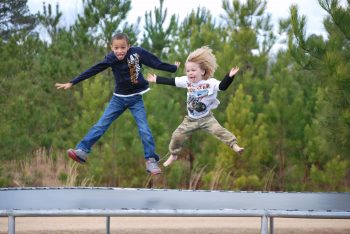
[8,148,92,187]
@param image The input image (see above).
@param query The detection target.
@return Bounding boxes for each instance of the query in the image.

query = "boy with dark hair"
[55,32,179,174]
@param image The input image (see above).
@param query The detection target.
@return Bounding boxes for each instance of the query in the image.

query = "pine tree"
[176,7,222,57]
[217,0,276,123]
[265,64,308,190]
[0,35,42,187]
[72,0,139,51]
[141,0,178,58]
[37,2,62,41]
[0,0,37,40]
[201,0,276,191]
[288,0,349,190]
[220,0,275,76]
[210,84,271,190]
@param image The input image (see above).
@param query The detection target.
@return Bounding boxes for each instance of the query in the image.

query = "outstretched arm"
[147,73,176,86]
[219,66,240,91]
[55,55,111,91]
[140,47,180,73]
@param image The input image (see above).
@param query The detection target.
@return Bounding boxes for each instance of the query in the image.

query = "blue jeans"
[76,95,159,161]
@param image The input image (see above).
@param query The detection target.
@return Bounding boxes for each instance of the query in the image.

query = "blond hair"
[186,46,218,80]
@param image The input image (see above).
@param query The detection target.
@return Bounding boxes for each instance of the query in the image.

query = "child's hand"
[55,82,73,90]
[147,74,157,83]
[175,61,181,69]
[229,66,240,77]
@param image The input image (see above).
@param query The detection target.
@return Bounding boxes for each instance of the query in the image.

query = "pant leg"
[200,113,237,149]
[77,95,126,153]
[128,95,159,160]
[169,116,199,155]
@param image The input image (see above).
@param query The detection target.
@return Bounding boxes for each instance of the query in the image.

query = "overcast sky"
[26,0,332,33]
[27,0,341,52]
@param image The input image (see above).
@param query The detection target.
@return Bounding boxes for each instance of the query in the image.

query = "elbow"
[219,85,228,91]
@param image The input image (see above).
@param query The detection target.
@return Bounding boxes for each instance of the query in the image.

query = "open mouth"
[116,54,125,59]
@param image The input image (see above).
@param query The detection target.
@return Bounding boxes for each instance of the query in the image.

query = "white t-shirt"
[175,76,221,119]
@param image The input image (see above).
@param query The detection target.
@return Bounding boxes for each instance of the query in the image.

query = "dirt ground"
[1,217,350,234]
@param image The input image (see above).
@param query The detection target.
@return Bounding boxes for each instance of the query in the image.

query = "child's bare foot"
[233,144,244,154]
[163,154,178,167]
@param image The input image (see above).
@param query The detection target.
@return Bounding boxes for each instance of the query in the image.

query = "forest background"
[0,0,349,191]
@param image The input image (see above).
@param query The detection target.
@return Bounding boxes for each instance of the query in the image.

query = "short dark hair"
[111,32,129,44]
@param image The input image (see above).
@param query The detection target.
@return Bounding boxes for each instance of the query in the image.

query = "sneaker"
[146,158,162,175]
[232,144,244,154]
[67,149,87,164]
[163,154,178,167]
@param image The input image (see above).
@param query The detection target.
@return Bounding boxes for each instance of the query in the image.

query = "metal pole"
[106,216,110,234]
[260,215,268,234]
[269,217,274,234]
[8,215,15,234]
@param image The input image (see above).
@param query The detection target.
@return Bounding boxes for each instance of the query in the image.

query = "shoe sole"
[146,169,162,175]
[67,150,85,164]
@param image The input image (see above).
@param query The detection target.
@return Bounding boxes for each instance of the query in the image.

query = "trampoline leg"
[261,215,268,234]
[106,216,110,234]
[270,217,274,234]
[8,215,15,234]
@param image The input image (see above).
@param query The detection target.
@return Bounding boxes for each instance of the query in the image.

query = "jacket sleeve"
[70,55,112,85]
[219,73,236,91]
[139,48,177,73]
[156,76,176,86]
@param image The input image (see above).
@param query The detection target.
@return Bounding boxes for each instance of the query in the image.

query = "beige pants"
[169,113,237,155]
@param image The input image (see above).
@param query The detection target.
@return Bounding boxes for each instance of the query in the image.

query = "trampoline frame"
[1,187,349,234]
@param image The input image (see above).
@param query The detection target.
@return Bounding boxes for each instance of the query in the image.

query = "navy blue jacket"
[70,47,177,95]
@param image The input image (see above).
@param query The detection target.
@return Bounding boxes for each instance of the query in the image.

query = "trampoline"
[1,187,349,234]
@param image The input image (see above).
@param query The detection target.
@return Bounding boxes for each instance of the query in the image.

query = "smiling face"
[110,38,130,60]
[185,61,205,83]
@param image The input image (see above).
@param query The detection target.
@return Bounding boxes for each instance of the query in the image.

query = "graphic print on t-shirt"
[175,76,221,119]
[187,89,209,115]
[127,53,140,84]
